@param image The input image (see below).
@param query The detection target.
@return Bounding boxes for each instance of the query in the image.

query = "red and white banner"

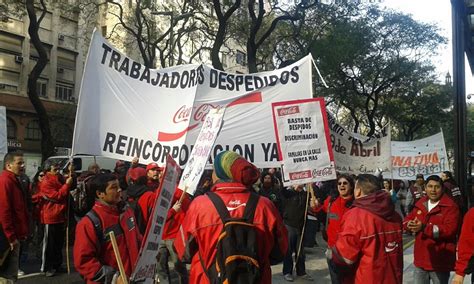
[272,98,336,186]
[389,132,448,179]
[131,155,180,283]
[178,108,225,195]
[72,29,313,168]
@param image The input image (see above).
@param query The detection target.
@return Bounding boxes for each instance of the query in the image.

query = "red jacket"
[0,170,29,243]
[442,180,465,212]
[455,208,474,276]
[332,191,403,284]
[313,195,353,247]
[73,201,142,283]
[174,182,288,284]
[404,194,460,272]
[38,173,70,224]
[137,187,190,240]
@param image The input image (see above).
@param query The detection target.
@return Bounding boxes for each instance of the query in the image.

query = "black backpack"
[203,191,261,284]
[71,174,96,217]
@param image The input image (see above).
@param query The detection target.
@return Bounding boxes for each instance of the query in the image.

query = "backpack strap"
[242,192,260,223]
[86,210,105,246]
[207,192,231,222]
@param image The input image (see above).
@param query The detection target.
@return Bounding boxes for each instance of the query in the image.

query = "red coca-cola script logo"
[158,92,263,142]
[277,106,300,116]
[289,170,312,180]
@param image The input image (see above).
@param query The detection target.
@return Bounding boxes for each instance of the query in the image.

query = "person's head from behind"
[88,163,101,174]
[128,167,147,186]
[90,173,122,205]
[441,171,453,182]
[337,174,355,199]
[354,174,381,199]
[3,152,25,176]
[212,151,260,187]
[424,175,443,203]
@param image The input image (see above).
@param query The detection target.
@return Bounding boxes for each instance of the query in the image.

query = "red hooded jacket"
[0,170,29,243]
[455,207,474,276]
[174,182,288,284]
[37,173,70,224]
[332,191,403,284]
[404,194,460,272]
[313,195,353,247]
[73,201,142,284]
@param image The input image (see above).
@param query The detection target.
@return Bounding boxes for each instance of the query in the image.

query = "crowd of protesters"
[0,151,473,284]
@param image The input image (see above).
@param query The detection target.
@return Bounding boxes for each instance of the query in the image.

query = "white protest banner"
[72,29,313,168]
[0,106,6,159]
[178,108,225,195]
[131,155,180,283]
[272,98,336,186]
[389,132,448,180]
[327,113,391,175]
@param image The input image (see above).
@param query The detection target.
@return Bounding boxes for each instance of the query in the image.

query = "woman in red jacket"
[313,173,354,284]
[37,161,72,277]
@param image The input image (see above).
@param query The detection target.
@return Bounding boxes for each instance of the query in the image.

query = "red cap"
[146,162,163,172]
[128,167,146,181]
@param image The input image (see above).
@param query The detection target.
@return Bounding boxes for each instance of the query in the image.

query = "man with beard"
[145,162,162,191]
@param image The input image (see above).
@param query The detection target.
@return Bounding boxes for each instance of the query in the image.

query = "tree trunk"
[26,0,55,161]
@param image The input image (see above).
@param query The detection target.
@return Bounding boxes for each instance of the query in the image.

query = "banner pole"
[109,231,129,284]
[296,184,311,261]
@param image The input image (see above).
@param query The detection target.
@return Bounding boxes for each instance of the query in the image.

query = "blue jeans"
[413,266,450,284]
[282,225,306,276]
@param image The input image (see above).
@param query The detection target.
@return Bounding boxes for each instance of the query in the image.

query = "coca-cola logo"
[289,170,311,180]
[312,167,333,178]
[278,106,299,116]
[159,92,263,142]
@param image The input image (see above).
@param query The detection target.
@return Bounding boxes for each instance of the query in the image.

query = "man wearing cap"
[174,151,288,284]
[404,175,460,284]
[145,162,162,191]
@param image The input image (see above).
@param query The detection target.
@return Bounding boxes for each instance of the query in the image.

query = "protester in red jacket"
[155,186,190,284]
[174,151,288,284]
[404,175,460,284]
[37,160,73,276]
[441,171,466,215]
[313,173,354,284]
[145,162,162,191]
[0,152,29,282]
[453,207,474,284]
[331,174,403,284]
[74,173,142,284]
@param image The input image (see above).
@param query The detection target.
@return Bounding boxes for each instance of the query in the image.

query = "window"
[101,25,107,36]
[53,123,73,147]
[55,83,74,102]
[7,117,16,139]
[25,120,41,140]
[36,80,48,97]
[236,51,246,66]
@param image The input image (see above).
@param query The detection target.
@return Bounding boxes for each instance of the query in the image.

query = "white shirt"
[428,200,440,212]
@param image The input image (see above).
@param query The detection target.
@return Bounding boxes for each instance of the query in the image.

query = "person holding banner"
[280,184,317,282]
[73,173,142,284]
[37,160,73,277]
[174,151,288,284]
[313,174,354,284]
[331,174,403,284]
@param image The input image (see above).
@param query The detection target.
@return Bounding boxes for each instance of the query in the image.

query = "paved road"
[18,233,422,284]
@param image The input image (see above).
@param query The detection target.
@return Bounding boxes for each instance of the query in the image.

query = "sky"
[381,0,474,98]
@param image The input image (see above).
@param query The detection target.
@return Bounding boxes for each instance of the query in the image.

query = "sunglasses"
[39,174,45,177]
[338,181,349,186]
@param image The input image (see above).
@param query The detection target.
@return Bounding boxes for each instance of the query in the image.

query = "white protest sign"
[272,98,336,186]
[178,108,225,195]
[131,155,180,283]
[389,132,448,179]
[327,113,391,175]
[72,29,313,168]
